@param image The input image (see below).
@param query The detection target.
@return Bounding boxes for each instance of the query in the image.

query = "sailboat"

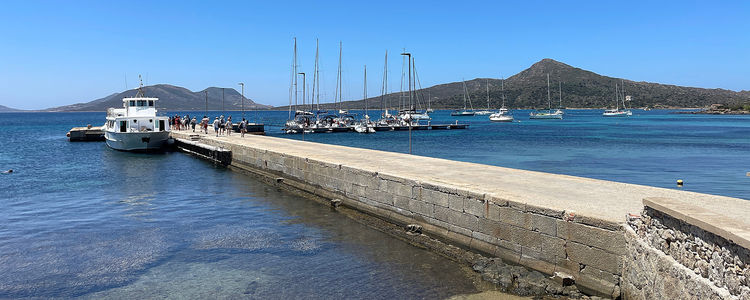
[355,65,376,133]
[284,37,312,133]
[475,79,494,115]
[426,91,434,113]
[396,52,430,122]
[603,80,632,117]
[489,76,513,122]
[451,80,475,116]
[529,74,563,120]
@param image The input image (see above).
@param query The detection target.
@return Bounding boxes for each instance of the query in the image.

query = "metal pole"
[401,52,412,154]
[238,83,245,120]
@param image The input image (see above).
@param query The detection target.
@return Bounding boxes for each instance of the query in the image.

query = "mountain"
[46,84,272,112]
[0,105,22,112]
[286,59,750,110]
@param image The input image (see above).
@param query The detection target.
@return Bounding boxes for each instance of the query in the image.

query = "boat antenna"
[136,74,145,97]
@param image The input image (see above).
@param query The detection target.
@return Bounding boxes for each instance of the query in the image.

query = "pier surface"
[171,128,750,298]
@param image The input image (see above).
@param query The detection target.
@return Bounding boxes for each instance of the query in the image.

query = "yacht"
[489,78,514,122]
[529,74,563,120]
[103,77,170,151]
[603,81,632,117]
[451,80,476,116]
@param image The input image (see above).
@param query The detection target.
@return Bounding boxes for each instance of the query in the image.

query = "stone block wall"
[624,202,749,299]
[176,135,629,298]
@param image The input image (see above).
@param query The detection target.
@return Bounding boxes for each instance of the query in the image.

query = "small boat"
[354,66,376,134]
[103,76,170,151]
[603,81,632,117]
[489,77,514,122]
[475,79,494,115]
[451,80,475,116]
[529,74,563,120]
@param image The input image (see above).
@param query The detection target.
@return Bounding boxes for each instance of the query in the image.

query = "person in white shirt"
[212,117,220,136]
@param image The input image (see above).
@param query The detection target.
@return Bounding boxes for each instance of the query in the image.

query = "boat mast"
[621,79,627,110]
[558,81,562,109]
[293,38,298,113]
[615,83,620,110]
[336,41,343,113]
[462,80,468,110]
[489,79,493,109]
[364,65,368,117]
[546,73,551,111]
[501,76,506,109]
[381,50,388,114]
[313,39,320,112]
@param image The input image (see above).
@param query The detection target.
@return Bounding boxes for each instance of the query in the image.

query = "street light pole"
[238,83,244,120]
[401,52,412,154]
[298,72,306,141]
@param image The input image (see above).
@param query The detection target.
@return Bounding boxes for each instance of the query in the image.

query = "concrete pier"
[170,129,750,298]
[67,125,104,141]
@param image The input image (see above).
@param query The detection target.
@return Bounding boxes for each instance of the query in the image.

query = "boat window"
[119,121,127,132]
[148,100,154,106]
[133,119,137,123]
[129,100,135,106]
[149,119,153,123]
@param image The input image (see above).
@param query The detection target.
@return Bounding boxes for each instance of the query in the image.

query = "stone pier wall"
[175,133,625,298]
[624,197,750,299]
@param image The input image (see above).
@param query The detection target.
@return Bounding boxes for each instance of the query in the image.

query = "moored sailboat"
[451,80,476,116]
[529,74,563,120]
[489,77,514,122]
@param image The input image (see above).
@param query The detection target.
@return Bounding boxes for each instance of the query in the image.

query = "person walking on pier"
[226,116,232,136]
[240,118,247,137]
[212,117,220,137]
[219,115,226,135]
[190,117,197,132]
[201,116,209,134]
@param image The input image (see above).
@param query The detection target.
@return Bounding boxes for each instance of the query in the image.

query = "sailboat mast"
[293,38,298,112]
[381,50,388,113]
[615,83,619,110]
[313,39,319,112]
[486,79,490,110]
[462,80,468,110]
[546,73,551,111]
[558,82,562,109]
[501,76,506,108]
[621,79,627,110]
[337,41,343,112]
[364,65,367,117]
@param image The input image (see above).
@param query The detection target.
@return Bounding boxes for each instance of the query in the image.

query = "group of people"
[170,114,250,137]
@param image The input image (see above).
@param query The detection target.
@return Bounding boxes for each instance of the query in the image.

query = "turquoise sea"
[1,109,748,298]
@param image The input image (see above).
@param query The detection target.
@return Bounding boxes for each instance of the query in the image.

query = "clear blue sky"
[1,0,748,109]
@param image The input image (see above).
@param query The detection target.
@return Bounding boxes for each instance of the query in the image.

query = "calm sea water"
[264,109,750,200]
[1,109,748,298]
[0,112,481,299]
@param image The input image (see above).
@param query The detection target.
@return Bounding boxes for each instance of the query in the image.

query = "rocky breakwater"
[624,197,750,299]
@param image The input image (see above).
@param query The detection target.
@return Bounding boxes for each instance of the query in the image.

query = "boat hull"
[105,131,170,151]
[489,115,514,122]
[450,111,475,116]
[529,114,563,120]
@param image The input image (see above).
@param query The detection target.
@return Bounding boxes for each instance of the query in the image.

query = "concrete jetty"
[171,129,750,299]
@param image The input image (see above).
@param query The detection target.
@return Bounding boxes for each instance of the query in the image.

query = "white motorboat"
[489,111,514,122]
[103,76,170,151]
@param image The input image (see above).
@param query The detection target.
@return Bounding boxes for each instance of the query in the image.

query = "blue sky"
[1,0,748,109]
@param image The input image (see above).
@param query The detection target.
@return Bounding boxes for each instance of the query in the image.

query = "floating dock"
[67,125,105,141]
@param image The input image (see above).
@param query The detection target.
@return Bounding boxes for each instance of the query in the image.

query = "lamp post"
[297,72,306,141]
[400,52,412,154]
[238,83,244,120]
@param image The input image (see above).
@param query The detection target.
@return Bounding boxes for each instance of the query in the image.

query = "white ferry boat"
[103,77,170,151]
